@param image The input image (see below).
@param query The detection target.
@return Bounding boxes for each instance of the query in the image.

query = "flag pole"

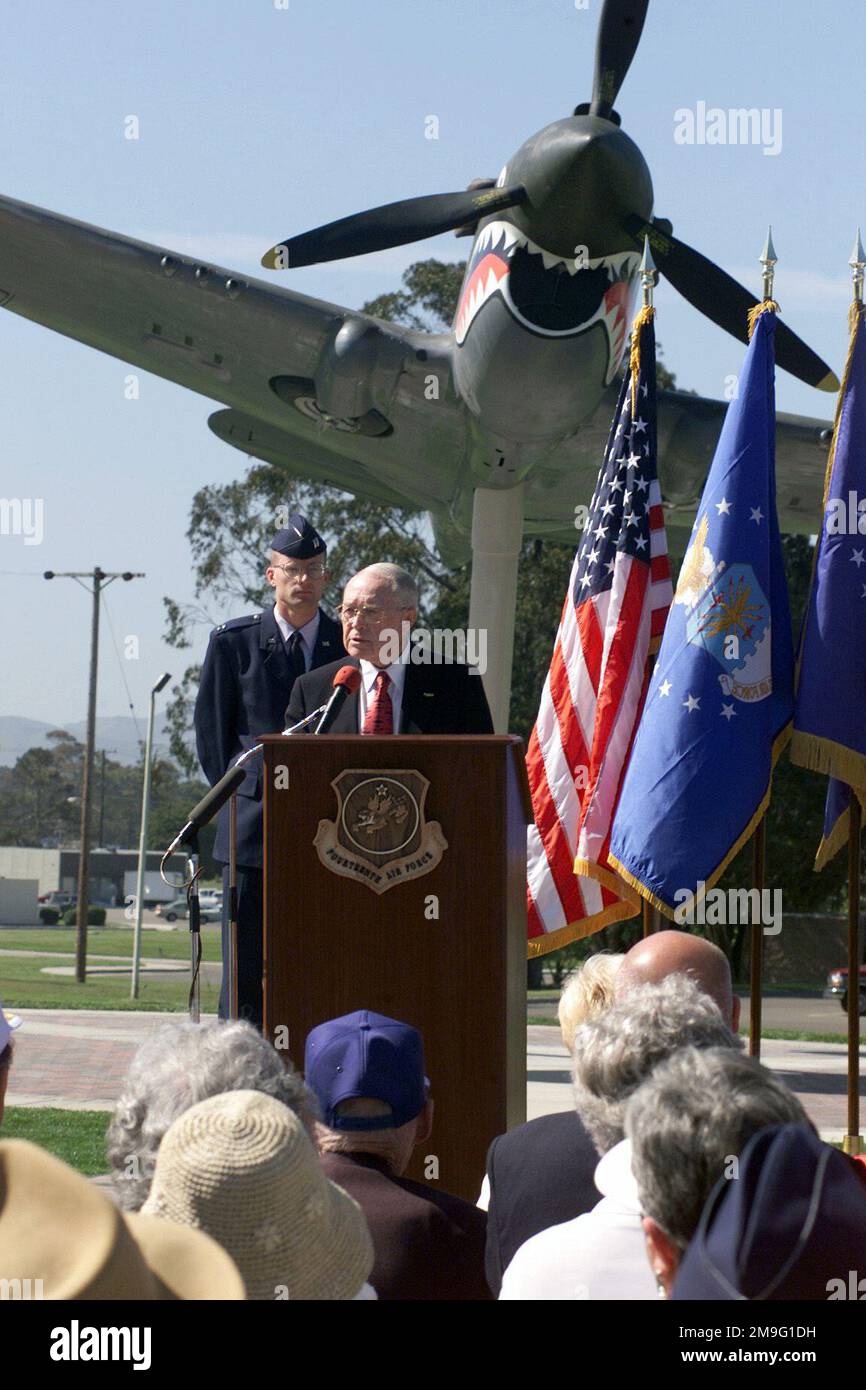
[747,229,778,1061]
[640,236,659,944]
[749,818,766,1058]
[844,793,862,1154]
[843,229,865,1155]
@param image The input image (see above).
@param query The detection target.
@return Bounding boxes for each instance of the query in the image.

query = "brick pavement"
[6,1009,217,1111]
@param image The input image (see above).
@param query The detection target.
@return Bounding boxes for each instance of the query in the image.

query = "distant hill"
[0,716,173,767]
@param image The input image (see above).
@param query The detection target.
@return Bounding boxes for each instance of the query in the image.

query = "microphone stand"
[163,702,328,1020]
[187,834,202,1024]
[228,792,238,1019]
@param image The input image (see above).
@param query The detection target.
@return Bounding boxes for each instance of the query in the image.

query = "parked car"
[38,891,77,910]
[824,965,866,1015]
[155,896,221,924]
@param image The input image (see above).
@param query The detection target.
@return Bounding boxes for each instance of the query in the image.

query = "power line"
[101,587,144,748]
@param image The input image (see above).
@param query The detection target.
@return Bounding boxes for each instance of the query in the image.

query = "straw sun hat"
[142,1089,374,1300]
[0,1139,245,1300]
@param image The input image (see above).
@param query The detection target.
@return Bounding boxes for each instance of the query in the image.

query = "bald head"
[616,931,740,1031]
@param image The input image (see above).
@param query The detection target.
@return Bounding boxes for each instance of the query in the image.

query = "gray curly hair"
[107,1019,318,1211]
[626,1046,808,1251]
[571,974,740,1156]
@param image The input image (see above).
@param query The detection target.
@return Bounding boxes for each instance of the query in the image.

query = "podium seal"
[314,769,447,894]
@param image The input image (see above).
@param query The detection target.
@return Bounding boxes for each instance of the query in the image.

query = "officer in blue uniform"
[194,515,344,1026]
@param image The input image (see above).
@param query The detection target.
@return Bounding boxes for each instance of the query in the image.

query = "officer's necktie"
[362,671,393,734]
[286,630,306,682]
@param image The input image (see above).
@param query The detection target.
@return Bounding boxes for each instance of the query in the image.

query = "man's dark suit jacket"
[320,1151,492,1301]
[194,606,344,865]
[285,655,494,735]
[484,1110,602,1296]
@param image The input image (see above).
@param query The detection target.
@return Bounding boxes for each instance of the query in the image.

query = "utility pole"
[44,567,144,982]
[131,672,171,999]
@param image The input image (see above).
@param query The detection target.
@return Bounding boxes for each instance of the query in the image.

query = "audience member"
[142,1089,375,1300]
[671,1123,866,1300]
[107,1018,317,1210]
[307,1009,490,1300]
[615,928,740,1030]
[0,1004,21,1126]
[482,953,624,1294]
[499,976,738,1299]
[626,1046,809,1296]
[0,1138,244,1299]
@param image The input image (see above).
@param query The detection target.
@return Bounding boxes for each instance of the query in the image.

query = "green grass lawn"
[4,1107,108,1175]
[0,926,222,961]
[0,953,220,1012]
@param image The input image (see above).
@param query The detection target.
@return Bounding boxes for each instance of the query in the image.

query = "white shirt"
[358,657,408,733]
[498,1139,657,1301]
[273,605,320,671]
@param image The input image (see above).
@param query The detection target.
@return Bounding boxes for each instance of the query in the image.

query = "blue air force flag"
[791,301,866,866]
[608,306,794,915]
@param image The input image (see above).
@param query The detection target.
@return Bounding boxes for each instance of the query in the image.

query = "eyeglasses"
[271,562,326,580]
[336,604,411,624]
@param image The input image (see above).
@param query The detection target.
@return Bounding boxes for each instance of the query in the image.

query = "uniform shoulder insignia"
[214,613,260,636]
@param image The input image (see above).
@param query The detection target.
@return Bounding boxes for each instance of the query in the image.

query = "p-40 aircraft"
[0,0,836,726]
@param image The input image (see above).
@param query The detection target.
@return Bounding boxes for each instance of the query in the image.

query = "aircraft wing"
[521,384,832,550]
[0,193,467,513]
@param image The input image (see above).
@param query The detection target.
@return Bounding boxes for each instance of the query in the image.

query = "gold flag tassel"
[747,297,779,340]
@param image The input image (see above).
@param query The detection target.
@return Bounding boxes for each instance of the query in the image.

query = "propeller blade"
[590,0,650,118]
[262,185,527,269]
[625,215,839,392]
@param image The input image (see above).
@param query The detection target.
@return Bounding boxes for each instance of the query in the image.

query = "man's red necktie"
[362,671,393,734]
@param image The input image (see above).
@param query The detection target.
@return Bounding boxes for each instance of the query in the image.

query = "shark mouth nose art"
[454,218,640,383]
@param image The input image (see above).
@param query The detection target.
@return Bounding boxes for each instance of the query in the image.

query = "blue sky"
[1,0,864,732]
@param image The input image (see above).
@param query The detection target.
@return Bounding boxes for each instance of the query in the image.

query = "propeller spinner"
[262,0,838,392]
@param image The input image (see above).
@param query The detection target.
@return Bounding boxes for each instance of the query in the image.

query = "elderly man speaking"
[285,563,493,735]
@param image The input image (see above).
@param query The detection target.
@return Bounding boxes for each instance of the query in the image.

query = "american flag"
[526,308,673,953]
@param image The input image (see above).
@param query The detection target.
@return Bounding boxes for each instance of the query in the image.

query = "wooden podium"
[260,734,530,1201]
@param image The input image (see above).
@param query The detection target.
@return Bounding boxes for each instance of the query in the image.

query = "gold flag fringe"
[629,303,655,412]
[789,730,866,804]
[820,300,863,513]
[814,788,865,873]
[747,298,779,340]
[607,720,792,920]
[527,892,641,958]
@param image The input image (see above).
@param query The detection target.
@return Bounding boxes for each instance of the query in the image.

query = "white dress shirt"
[273,605,320,671]
[498,1139,657,1301]
[358,657,408,732]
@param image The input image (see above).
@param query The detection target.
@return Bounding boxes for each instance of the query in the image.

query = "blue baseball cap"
[304,1010,427,1131]
[672,1123,866,1301]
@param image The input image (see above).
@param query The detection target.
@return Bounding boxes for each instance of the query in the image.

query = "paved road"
[6,1008,863,1143]
[526,1026,863,1143]
[533,992,857,1036]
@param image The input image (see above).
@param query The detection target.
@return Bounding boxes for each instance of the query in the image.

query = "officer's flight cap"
[269,513,327,561]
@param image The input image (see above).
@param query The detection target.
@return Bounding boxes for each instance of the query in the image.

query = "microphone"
[314,665,363,734]
[165,761,249,855]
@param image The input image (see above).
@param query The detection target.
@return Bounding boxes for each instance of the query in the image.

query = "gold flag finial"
[748,229,779,339]
[760,226,777,302]
[639,235,658,309]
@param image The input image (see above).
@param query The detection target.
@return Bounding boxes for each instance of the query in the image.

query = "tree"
[0,735,217,875]
[161,257,845,975]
